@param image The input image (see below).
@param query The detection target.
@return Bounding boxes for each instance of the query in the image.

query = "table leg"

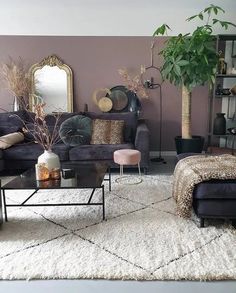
[109,166,111,192]
[0,180,2,224]
[102,185,105,220]
[2,189,8,222]
[87,188,96,204]
[200,218,204,228]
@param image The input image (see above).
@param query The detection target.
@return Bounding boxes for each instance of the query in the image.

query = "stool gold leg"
[120,165,124,177]
[116,163,142,185]
[138,163,141,177]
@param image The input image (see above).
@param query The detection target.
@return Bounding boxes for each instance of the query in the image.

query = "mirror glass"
[29,55,73,113]
[35,65,67,114]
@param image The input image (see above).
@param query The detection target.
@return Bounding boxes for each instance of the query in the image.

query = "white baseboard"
[150,151,177,157]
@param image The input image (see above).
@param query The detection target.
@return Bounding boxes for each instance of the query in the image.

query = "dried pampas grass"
[0,57,31,104]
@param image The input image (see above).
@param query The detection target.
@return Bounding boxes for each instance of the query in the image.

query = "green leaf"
[210,75,215,84]
[198,13,203,20]
[211,5,225,14]
[186,14,198,21]
[177,60,189,66]
[162,63,173,76]
[204,7,210,12]
[224,21,236,28]
[204,5,225,14]
[153,24,171,36]
[203,55,208,65]
[173,64,181,76]
[175,55,183,62]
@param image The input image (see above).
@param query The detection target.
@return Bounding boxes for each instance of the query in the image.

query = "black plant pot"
[175,136,204,154]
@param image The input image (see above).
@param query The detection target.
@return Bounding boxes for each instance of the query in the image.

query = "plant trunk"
[182,85,192,139]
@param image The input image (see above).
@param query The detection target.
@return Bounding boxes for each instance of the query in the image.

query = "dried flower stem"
[11,103,62,151]
[118,66,148,99]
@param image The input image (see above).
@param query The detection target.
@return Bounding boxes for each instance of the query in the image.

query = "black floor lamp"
[141,41,166,164]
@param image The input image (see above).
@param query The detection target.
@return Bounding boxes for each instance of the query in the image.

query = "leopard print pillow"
[90,119,124,144]
[109,120,124,144]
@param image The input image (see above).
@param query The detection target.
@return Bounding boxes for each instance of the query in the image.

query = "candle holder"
[35,163,50,181]
[50,168,61,180]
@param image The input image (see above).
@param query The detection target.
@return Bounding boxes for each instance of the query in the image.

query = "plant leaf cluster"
[153,4,236,91]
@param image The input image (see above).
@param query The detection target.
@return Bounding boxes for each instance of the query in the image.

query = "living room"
[0,0,236,292]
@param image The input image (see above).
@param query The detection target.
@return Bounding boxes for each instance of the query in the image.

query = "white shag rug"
[0,174,236,281]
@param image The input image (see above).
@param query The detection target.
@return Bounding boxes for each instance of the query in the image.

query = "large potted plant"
[153,4,236,154]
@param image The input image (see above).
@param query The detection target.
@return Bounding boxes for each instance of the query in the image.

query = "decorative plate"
[108,85,141,113]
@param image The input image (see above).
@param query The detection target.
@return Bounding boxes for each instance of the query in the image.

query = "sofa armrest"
[135,122,150,152]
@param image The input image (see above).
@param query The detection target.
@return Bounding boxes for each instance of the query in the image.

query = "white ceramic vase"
[37,150,60,171]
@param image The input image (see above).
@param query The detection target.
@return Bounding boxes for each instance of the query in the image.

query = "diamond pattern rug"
[0,174,236,280]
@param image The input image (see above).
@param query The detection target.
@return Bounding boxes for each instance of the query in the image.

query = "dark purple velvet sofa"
[0,110,150,173]
[177,153,236,227]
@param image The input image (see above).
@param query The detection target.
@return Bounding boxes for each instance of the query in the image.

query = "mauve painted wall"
[0,36,209,151]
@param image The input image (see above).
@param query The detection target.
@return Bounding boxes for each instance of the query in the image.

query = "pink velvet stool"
[113,149,142,184]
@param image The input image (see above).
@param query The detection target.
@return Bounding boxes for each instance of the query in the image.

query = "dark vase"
[213,113,226,135]
[129,93,142,115]
[129,93,137,112]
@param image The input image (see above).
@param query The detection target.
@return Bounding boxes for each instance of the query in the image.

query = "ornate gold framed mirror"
[29,54,73,113]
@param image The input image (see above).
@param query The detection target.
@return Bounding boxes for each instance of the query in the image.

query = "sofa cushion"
[3,143,43,161]
[45,112,82,126]
[3,143,70,161]
[59,115,92,146]
[0,110,26,125]
[85,112,137,143]
[69,143,134,161]
[52,144,71,161]
[193,179,236,200]
[23,123,62,144]
[193,199,236,217]
[0,110,27,136]
[0,124,23,136]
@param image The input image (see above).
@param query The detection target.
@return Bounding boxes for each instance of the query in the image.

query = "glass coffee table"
[0,162,111,222]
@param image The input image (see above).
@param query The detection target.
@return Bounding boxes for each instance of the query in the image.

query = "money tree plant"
[153,4,236,140]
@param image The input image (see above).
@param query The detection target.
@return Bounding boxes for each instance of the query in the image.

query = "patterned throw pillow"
[109,120,124,144]
[0,132,24,149]
[90,119,110,144]
[91,119,124,144]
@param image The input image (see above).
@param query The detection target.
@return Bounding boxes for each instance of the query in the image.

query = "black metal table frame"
[0,167,111,223]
